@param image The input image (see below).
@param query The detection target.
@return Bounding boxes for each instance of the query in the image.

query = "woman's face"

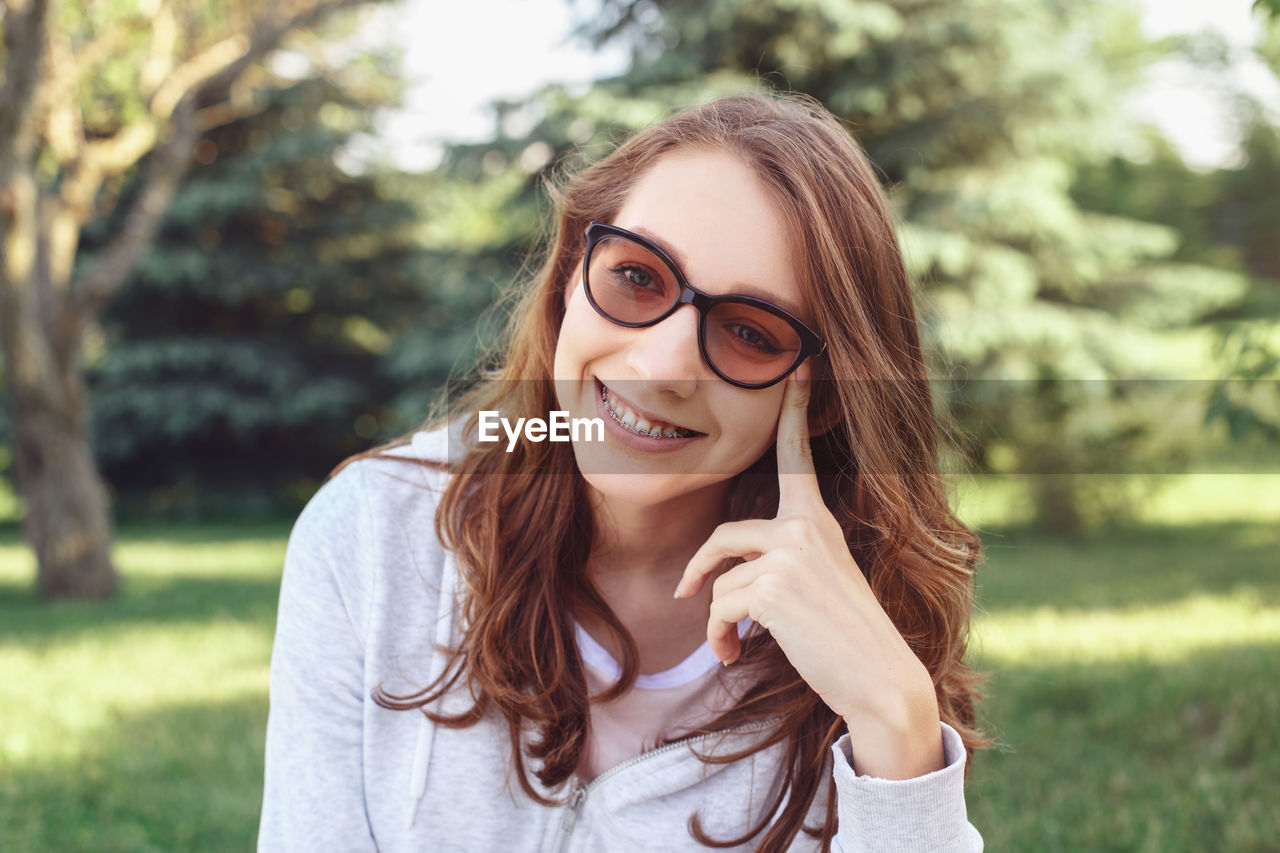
[553,147,813,510]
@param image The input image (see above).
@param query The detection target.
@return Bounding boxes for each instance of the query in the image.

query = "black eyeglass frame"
[582,222,826,390]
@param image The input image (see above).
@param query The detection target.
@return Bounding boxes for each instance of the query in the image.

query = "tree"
[86,74,430,518]
[0,0,377,598]
[1073,14,1280,451]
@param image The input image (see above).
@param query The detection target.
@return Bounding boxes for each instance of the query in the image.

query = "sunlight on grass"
[0,540,34,585]
[0,621,271,766]
[116,538,288,579]
[0,478,18,524]
[952,473,1280,529]
[974,588,1280,666]
[1142,474,1280,524]
[0,530,284,772]
[0,530,287,585]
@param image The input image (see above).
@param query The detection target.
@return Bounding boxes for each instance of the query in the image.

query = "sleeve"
[830,722,983,853]
[258,464,378,852]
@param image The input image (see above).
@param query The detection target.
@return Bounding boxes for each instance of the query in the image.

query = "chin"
[569,436,708,498]
[578,467,730,511]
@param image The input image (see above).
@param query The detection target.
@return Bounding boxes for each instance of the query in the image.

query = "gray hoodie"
[258,429,982,852]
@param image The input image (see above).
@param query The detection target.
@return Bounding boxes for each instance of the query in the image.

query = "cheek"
[717,392,785,453]
[553,284,606,377]
[551,316,581,381]
[562,275,582,313]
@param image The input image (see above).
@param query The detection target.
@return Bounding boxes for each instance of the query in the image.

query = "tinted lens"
[586,231,808,387]
[705,301,803,386]
[586,236,680,324]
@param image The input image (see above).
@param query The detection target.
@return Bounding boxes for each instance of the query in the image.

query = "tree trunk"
[1031,475,1084,538]
[1,170,119,599]
[11,381,119,599]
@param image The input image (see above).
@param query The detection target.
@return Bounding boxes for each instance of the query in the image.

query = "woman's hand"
[673,365,946,780]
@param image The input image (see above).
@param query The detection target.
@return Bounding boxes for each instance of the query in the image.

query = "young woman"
[259,93,986,852]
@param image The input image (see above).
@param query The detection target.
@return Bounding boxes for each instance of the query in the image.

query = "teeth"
[600,384,695,439]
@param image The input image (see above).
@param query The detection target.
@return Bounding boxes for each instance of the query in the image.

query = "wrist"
[841,681,944,780]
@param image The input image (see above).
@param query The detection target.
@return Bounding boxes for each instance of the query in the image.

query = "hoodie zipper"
[559,782,588,838]
[553,719,776,853]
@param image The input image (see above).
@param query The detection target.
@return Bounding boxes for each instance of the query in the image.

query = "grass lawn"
[966,521,1280,852]
[0,524,288,852]
[1,476,1277,851]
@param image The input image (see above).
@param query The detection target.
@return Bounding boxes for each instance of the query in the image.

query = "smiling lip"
[593,379,705,452]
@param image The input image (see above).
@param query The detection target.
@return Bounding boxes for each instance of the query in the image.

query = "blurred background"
[0,0,1276,848]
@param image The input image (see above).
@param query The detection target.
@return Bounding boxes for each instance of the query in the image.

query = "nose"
[624,305,705,397]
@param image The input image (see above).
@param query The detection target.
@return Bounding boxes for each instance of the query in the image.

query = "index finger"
[776,362,821,514]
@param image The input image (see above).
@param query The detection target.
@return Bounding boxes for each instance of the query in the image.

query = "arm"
[830,722,982,853]
[676,370,983,851]
[259,465,377,851]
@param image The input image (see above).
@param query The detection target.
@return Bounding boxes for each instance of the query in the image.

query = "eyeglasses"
[582,222,825,389]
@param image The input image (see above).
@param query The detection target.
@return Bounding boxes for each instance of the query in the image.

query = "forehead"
[611,148,805,319]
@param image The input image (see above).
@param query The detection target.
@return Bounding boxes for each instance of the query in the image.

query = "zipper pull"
[561,781,588,834]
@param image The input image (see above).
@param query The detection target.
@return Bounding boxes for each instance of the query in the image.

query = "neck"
[587,480,731,587]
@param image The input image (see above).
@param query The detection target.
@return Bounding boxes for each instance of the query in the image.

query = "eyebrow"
[628,225,810,322]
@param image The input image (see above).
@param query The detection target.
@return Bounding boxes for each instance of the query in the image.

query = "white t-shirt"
[575,619,753,780]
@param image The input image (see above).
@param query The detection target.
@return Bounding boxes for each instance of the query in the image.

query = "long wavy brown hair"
[352,92,987,852]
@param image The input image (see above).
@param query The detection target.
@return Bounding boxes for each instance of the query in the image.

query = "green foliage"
[1071,20,1280,456]
[1218,117,1280,283]
[1073,122,1280,288]
[376,162,546,427]
[427,0,1262,532]
[1205,324,1280,442]
[1072,139,1242,271]
[50,0,155,134]
[80,76,437,517]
